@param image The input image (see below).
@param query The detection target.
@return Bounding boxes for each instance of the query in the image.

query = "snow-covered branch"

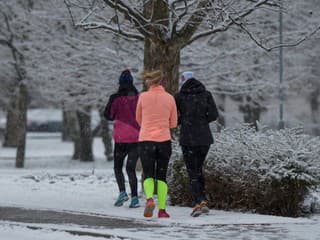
[76,21,144,40]
[235,18,320,51]
[185,0,272,46]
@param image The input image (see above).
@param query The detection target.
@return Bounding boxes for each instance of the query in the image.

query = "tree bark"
[239,96,266,131]
[72,135,80,160]
[99,110,113,161]
[142,1,180,95]
[310,87,320,135]
[65,111,80,160]
[15,83,28,168]
[76,107,94,162]
[62,109,74,141]
[3,93,20,147]
[216,94,226,131]
[144,39,181,94]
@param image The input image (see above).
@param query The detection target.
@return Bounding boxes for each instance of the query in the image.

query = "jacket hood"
[118,83,139,96]
[180,78,206,94]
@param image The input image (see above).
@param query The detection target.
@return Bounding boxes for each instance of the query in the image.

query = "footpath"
[0,206,161,239]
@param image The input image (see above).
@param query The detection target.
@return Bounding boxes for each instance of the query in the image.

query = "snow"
[0,223,110,240]
[1,133,320,239]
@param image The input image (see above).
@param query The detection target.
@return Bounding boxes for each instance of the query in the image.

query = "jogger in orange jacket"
[136,70,177,218]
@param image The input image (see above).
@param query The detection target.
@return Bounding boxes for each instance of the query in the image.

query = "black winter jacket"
[174,78,219,146]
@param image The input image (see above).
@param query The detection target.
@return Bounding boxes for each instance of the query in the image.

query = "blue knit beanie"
[119,69,133,85]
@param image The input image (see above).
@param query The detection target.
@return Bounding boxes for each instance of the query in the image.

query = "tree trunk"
[62,109,74,141]
[76,107,94,162]
[72,135,80,160]
[310,88,320,135]
[15,83,28,168]
[216,94,226,131]
[66,111,80,160]
[239,96,266,131]
[3,94,20,147]
[99,110,113,161]
[144,39,181,94]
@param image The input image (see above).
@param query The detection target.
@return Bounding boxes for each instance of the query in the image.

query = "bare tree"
[0,2,29,167]
[0,0,123,163]
[66,0,318,94]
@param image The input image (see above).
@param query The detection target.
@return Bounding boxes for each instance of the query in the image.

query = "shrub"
[168,126,320,217]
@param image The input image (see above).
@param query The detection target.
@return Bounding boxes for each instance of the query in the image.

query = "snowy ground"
[1,133,320,239]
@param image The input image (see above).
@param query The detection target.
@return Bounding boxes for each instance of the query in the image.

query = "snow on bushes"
[168,126,320,217]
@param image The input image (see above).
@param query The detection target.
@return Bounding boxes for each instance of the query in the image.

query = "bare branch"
[171,0,188,37]
[104,0,148,23]
[0,8,14,43]
[64,0,76,26]
[0,38,9,46]
[177,0,209,41]
[235,18,320,51]
[102,0,152,37]
[245,0,279,8]
[78,6,99,24]
[0,4,26,81]
[184,0,271,47]
[76,21,144,41]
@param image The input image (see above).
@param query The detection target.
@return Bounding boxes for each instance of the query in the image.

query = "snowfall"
[1,133,320,240]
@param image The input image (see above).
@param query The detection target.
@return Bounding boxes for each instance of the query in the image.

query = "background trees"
[66,0,320,130]
[66,0,285,93]
[0,0,142,165]
[1,0,320,168]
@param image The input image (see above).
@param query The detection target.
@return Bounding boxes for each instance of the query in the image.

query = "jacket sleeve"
[174,93,181,125]
[206,91,219,123]
[136,96,142,126]
[170,97,178,129]
[103,95,117,121]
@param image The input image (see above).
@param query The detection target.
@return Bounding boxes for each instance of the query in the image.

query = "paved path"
[0,206,158,229]
[1,206,320,240]
[0,206,162,239]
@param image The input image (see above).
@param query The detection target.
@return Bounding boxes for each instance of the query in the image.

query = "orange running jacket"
[136,85,177,142]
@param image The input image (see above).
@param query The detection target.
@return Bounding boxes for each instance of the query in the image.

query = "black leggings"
[114,143,139,197]
[139,141,171,182]
[182,145,210,205]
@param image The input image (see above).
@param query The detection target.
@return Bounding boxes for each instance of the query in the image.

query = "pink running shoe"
[158,209,170,218]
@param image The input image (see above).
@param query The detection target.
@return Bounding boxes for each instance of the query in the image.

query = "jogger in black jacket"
[175,71,219,217]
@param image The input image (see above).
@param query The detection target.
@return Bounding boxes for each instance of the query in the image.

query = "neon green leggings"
[143,178,168,210]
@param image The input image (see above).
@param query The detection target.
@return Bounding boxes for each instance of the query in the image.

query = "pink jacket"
[106,94,140,143]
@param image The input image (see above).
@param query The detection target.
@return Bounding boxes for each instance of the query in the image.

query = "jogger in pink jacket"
[104,69,140,208]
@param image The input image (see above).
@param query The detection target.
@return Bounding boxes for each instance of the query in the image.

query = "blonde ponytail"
[141,70,163,87]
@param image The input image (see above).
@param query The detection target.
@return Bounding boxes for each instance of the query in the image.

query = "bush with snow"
[168,126,320,217]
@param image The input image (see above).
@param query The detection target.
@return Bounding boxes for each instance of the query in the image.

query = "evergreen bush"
[168,126,320,217]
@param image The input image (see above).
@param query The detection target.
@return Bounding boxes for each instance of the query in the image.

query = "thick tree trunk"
[76,108,94,162]
[62,110,74,141]
[15,83,28,168]
[142,0,179,94]
[144,39,181,94]
[99,110,113,161]
[310,88,320,135]
[3,94,20,147]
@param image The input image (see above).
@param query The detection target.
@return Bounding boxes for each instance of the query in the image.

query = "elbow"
[136,118,141,126]
[170,121,178,129]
